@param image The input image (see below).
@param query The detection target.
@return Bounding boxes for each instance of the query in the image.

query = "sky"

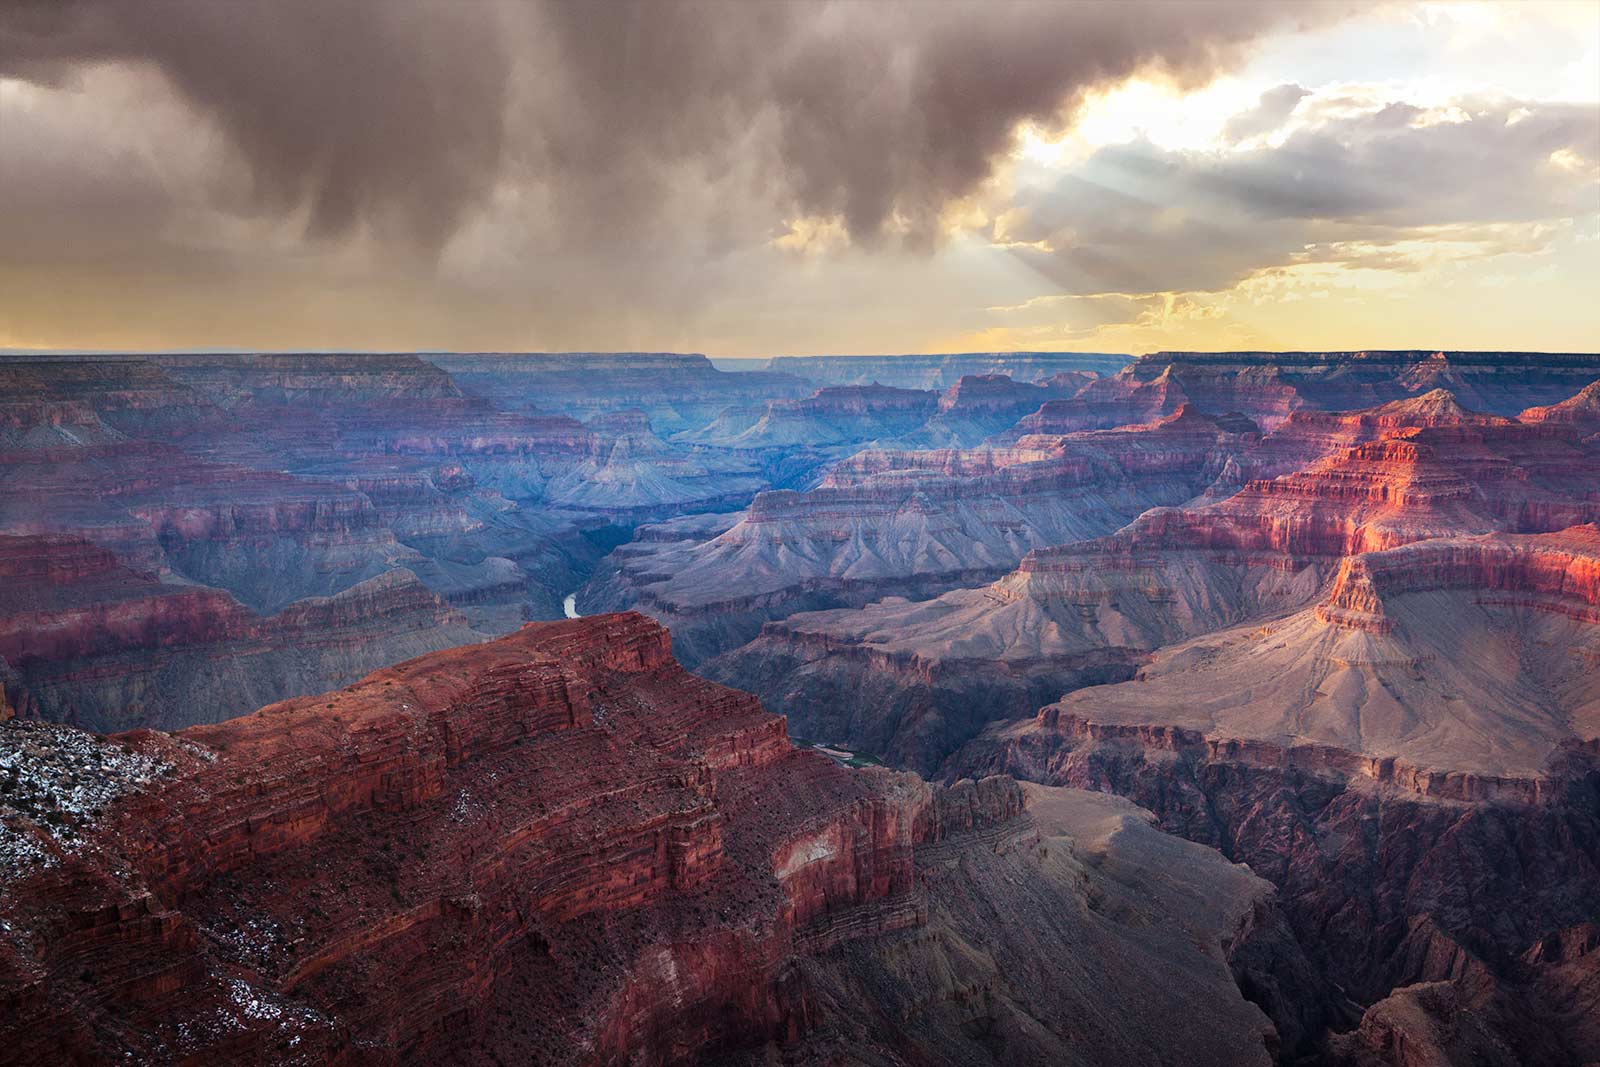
[1,0,1597,356]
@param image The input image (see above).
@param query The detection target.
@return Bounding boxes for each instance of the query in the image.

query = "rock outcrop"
[1521,378,1600,434]
[1131,350,1600,417]
[893,372,1094,447]
[0,614,1289,1066]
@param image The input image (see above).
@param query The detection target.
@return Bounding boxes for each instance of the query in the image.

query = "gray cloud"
[998,97,1600,298]
[1221,82,1309,142]
[2,0,1336,260]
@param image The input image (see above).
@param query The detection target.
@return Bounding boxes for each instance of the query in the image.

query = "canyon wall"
[0,614,1287,1066]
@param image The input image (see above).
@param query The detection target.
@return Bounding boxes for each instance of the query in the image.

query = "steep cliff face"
[886,372,1093,447]
[706,399,1540,766]
[950,716,1600,1064]
[0,355,224,442]
[1009,526,1600,782]
[0,354,831,731]
[1003,352,1600,444]
[999,364,1206,437]
[0,615,1287,1066]
[1209,389,1513,497]
[1076,409,1600,571]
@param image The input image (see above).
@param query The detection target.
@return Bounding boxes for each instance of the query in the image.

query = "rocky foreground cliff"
[1,613,1298,1067]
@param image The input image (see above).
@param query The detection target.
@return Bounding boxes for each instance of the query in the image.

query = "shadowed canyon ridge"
[3,349,1599,1066]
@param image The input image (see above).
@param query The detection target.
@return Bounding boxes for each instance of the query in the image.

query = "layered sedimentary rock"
[152,352,464,407]
[761,351,1129,389]
[0,614,1289,1066]
[1002,362,1298,436]
[0,355,224,444]
[989,526,1600,783]
[590,405,1260,664]
[1207,389,1514,496]
[1132,350,1600,416]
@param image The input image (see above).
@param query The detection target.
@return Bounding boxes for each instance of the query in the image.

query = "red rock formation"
[0,353,813,731]
[708,398,1600,790]
[1317,525,1600,633]
[1210,389,1512,495]
[1521,378,1600,433]
[1031,412,1600,577]
[1003,352,1600,444]
[0,615,1284,1066]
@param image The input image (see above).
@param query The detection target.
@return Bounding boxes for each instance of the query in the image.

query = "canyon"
[5,349,1600,1065]
[701,363,1600,1064]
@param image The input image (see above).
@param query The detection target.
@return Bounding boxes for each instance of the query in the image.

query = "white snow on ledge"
[1,720,171,880]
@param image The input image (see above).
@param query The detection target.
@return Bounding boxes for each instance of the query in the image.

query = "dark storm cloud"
[0,0,512,252]
[999,98,1600,297]
[0,0,1339,260]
